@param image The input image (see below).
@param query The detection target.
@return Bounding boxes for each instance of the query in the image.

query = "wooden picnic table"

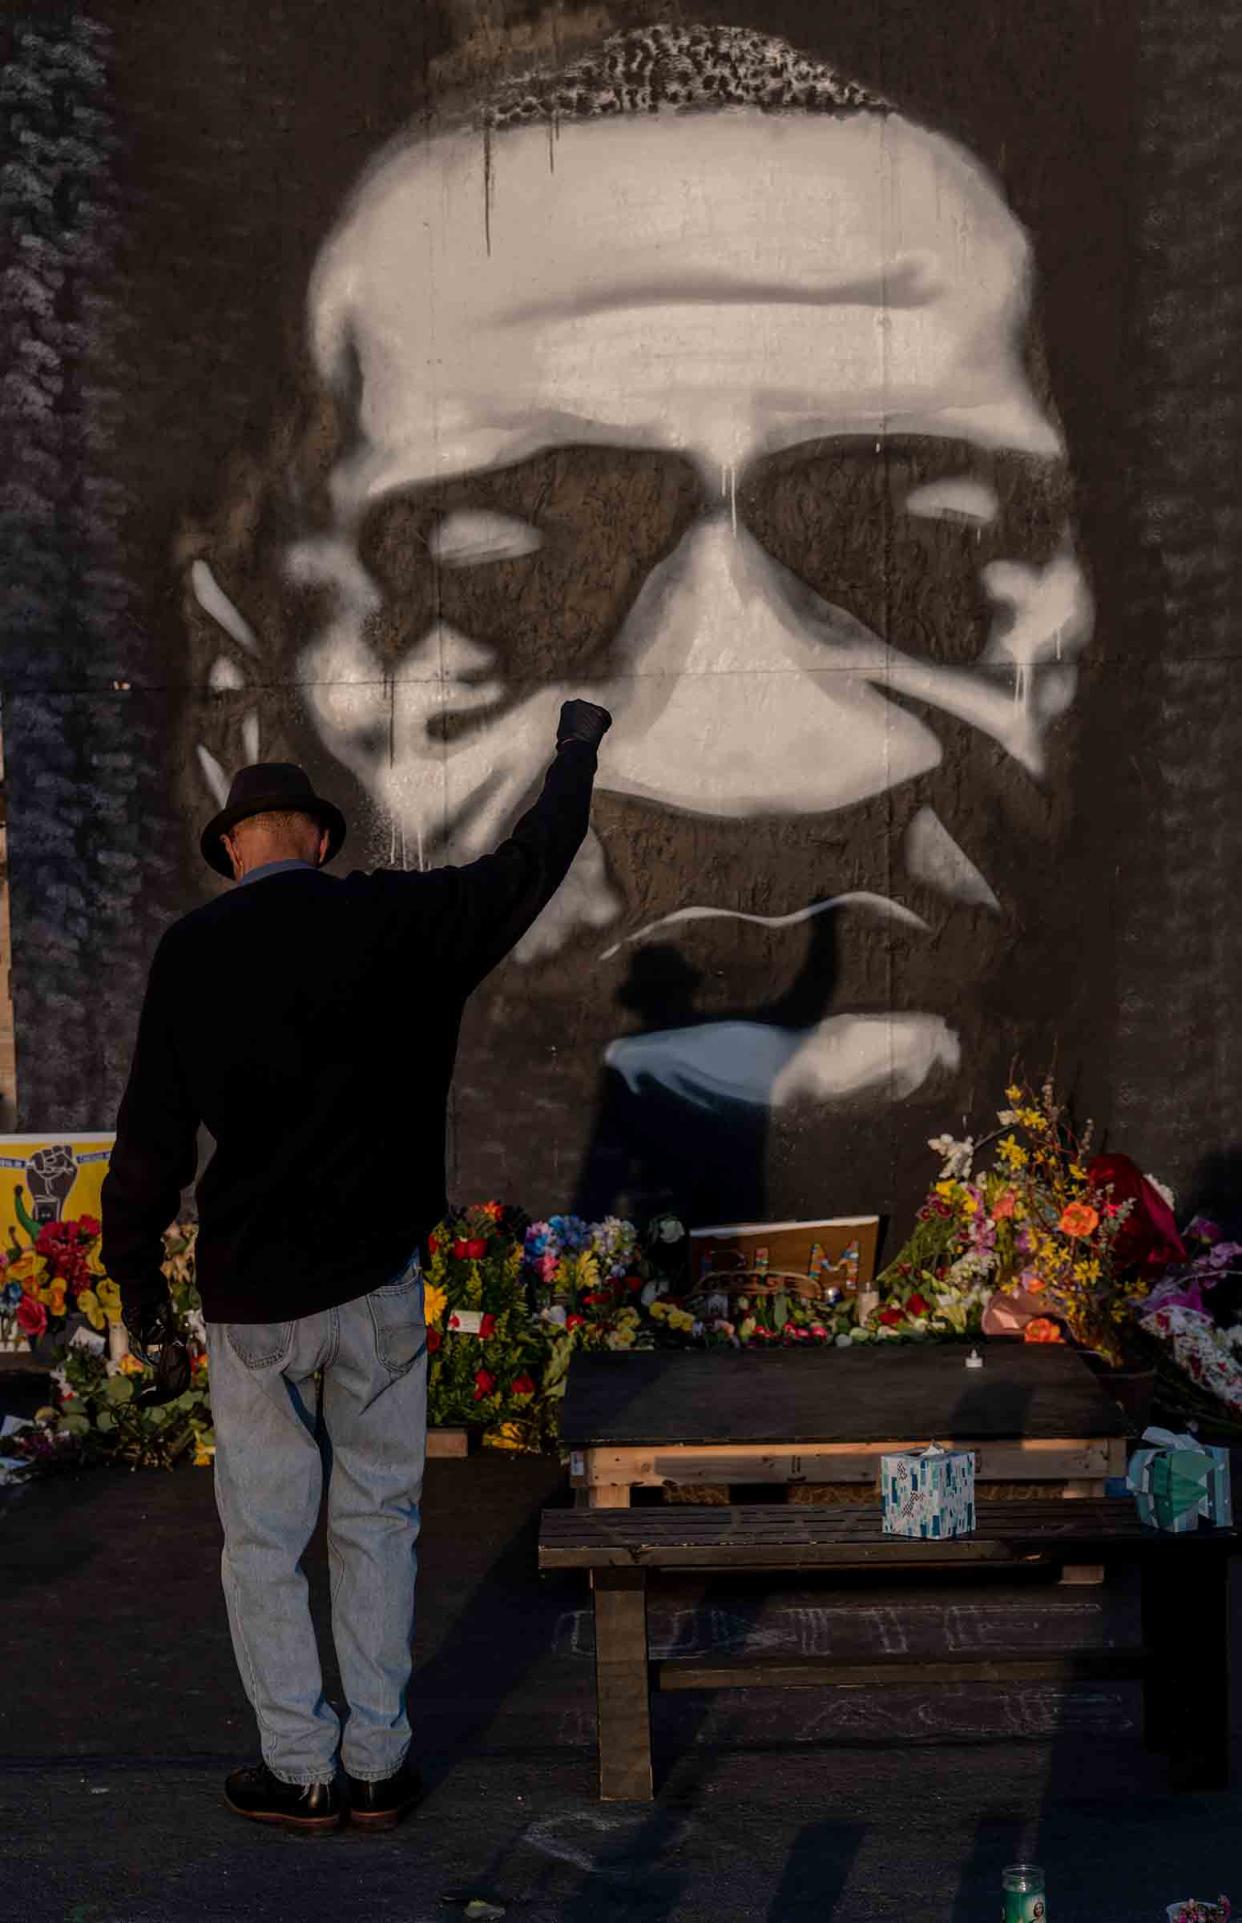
[539,1497,1238,1800]
[561,1343,1130,1508]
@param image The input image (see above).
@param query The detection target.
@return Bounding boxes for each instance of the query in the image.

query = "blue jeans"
[204,1258,427,1785]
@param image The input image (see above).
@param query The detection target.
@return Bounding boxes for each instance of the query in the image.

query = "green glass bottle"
[1002,1864,1047,1923]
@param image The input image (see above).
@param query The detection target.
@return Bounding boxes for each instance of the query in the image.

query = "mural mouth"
[598,890,928,962]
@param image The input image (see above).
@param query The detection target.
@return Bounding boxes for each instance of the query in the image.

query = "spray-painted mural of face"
[187,30,1093,1219]
[257,94,1089,1110]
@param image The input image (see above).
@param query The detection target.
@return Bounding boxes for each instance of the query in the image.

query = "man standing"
[101,698,611,1834]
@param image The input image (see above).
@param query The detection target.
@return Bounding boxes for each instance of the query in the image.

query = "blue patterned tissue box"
[882,1442,976,1539]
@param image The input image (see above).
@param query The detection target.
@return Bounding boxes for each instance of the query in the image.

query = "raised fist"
[557,699,612,750]
[27,1144,78,1224]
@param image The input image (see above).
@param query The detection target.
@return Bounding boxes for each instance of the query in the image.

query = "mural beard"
[182,25,1094,1224]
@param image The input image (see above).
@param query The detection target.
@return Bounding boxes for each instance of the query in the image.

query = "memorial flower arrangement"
[423,1202,547,1446]
[873,1080,1163,1363]
[9,1224,214,1473]
[0,1213,122,1351]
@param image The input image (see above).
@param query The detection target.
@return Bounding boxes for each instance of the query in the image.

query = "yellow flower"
[1005,1084,1023,1104]
[667,1307,696,1333]
[648,1298,669,1319]
[934,1180,958,1200]
[96,1278,121,1308]
[77,1289,106,1332]
[997,1136,1028,1171]
[608,1326,636,1350]
[192,1442,216,1468]
[118,1352,146,1376]
[46,1282,67,1317]
[422,1282,448,1327]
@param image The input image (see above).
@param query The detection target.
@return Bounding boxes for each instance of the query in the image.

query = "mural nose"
[600,516,940,818]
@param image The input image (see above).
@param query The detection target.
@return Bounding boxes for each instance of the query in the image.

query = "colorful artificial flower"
[479,1313,497,1339]
[510,1374,536,1397]
[1088,1152,1186,1274]
[472,1368,496,1401]
[119,1351,146,1377]
[905,1293,930,1317]
[452,1237,488,1262]
[1023,1317,1063,1344]
[878,1306,904,1328]
[422,1282,447,1326]
[1059,1201,1100,1239]
[77,1289,106,1331]
[15,1295,47,1338]
[991,1190,1017,1220]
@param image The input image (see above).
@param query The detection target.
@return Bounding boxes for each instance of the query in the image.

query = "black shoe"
[344,1758,424,1830]
[224,1762,343,1833]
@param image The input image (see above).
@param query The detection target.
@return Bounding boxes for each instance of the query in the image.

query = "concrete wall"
[2,1,1239,1236]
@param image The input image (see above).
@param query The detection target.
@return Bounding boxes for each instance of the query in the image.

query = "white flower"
[542,1304,567,1327]
[835,1333,853,1348]
[640,1279,669,1307]
[653,1215,685,1244]
[928,1134,975,1179]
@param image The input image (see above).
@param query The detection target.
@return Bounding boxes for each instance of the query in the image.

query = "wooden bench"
[539,1499,1238,1802]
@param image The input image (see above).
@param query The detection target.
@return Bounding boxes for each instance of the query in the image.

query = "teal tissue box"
[882,1442,975,1539]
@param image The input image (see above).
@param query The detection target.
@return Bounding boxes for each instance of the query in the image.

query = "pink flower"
[537,1254,558,1283]
[15,1295,47,1337]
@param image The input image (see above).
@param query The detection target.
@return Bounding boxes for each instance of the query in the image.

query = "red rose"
[580,1291,608,1305]
[905,1293,930,1317]
[472,1368,495,1400]
[1087,1153,1185,1275]
[427,1327,442,1353]
[566,1313,585,1330]
[427,1234,439,1258]
[510,1374,536,1397]
[879,1306,904,1327]
[77,1215,100,1239]
[479,1313,496,1339]
[625,1276,643,1292]
[15,1295,47,1338]
[453,1237,487,1261]
[451,1239,470,1260]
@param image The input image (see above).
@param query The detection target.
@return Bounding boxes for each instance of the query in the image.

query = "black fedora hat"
[200,763,347,879]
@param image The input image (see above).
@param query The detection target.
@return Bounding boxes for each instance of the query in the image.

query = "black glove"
[557,699,612,750]
[122,1297,193,1406]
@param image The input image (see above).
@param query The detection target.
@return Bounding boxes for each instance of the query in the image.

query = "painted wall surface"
[1,2,1239,1236]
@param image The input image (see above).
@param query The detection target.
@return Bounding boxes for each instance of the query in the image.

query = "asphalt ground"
[1,1451,1239,1922]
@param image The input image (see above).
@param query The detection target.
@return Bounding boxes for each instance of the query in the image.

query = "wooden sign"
[687,1216,879,1298]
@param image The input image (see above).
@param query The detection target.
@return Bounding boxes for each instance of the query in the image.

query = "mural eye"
[429,509,544,568]
[903,477,1000,526]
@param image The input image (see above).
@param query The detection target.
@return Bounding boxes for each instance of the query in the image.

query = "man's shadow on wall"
[572,908,840,1228]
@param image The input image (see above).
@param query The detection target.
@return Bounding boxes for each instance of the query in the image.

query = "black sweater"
[101,739,598,1324]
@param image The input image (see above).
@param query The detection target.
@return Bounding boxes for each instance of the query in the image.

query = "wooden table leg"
[1143,1549,1231,1789]
[1059,1479,1106,1585]
[592,1567,653,1802]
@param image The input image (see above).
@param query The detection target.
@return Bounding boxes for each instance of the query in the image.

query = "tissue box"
[1128,1427,1233,1533]
[881,1442,976,1539]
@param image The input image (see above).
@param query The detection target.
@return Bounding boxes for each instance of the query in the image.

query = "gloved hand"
[557,699,612,750]
[122,1296,193,1406]
[122,1295,177,1360]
